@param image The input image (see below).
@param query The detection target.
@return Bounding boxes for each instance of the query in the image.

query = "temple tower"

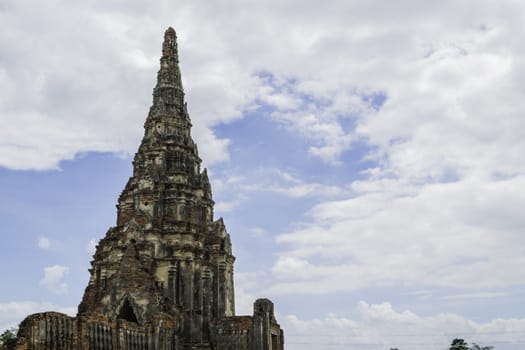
[15,27,283,350]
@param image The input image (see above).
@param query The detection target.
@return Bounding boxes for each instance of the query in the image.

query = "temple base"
[16,300,284,350]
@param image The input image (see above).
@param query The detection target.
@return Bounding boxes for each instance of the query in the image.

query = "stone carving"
[15,27,284,350]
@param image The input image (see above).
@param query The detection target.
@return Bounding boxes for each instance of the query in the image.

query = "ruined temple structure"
[16,27,284,350]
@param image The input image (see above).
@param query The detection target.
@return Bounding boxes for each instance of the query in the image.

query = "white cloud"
[234,271,269,316]
[1,0,522,171]
[214,197,245,214]
[264,85,366,165]
[440,292,508,301]
[211,175,247,215]
[37,237,50,250]
[0,301,75,331]
[39,265,69,295]
[219,168,348,199]
[248,227,267,237]
[257,169,348,198]
[212,168,348,221]
[87,239,98,255]
[272,176,525,294]
[283,301,525,350]
[272,256,315,280]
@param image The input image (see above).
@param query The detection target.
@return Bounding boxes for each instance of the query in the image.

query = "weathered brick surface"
[16,27,283,350]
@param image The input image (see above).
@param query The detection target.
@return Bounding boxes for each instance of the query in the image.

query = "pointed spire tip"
[165,27,176,36]
[162,27,178,59]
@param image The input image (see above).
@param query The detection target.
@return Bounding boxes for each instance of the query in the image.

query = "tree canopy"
[449,338,494,350]
[0,329,17,350]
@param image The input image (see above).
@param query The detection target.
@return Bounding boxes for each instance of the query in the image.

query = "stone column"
[168,261,177,303]
[202,269,211,340]
[217,262,226,317]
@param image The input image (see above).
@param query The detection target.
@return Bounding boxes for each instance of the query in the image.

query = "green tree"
[0,328,17,350]
[470,343,494,350]
[448,338,495,350]
[450,338,469,350]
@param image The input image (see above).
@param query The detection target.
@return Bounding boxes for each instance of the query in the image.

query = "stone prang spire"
[15,27,284,350]
[116,27,211,234]
[153,27,186,113]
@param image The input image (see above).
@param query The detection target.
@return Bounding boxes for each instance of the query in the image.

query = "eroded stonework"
[16,27,284,350]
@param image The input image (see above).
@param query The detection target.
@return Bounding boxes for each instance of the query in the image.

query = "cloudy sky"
[1,0,525,349]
